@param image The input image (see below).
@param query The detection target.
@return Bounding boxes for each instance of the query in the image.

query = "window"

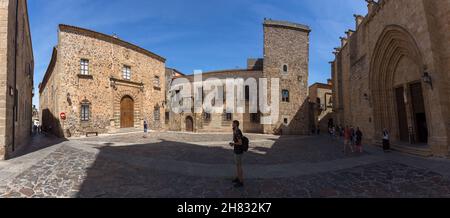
[282,64,288,74]
[122,66,131,80]
[224,113,233,121]
[204,113,211,121]
[250,113,260,123]
[282,90,290,102]
[81,102,90,121]
[154,76,161,88]
[80,59,89,75]
[284,118,289,125]
[245,86,250,101]
[165,112,170,124]
[154,105,160,121]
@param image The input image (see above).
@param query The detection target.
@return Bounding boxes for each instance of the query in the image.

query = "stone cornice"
[263,19,311,33]
[39,47,58,94]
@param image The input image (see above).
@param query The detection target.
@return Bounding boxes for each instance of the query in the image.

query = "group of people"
[342,126,363,154]
[32,124,42,135]
[324,123,393,154]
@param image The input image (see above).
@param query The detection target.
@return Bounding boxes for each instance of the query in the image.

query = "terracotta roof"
[59,24,166,62]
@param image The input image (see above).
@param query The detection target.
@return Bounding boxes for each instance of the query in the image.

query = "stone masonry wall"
[332,0,449,156]
[40,25,165,137]
[263,21,310,135]
[0,0,33,160]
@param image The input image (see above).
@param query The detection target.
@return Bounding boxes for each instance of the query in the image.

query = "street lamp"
[422,71,433,90]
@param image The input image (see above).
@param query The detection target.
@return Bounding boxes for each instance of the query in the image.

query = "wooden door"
[395,87,409,142]
[120,96,134,128]
[186,116,194,132]
[410,83,428,143]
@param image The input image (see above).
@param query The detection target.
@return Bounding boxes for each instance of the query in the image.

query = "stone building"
[0,0,34,160]
[331,0,450,157]
[39,25,166,137]
[167,19,311,135]
[308,80,333,133]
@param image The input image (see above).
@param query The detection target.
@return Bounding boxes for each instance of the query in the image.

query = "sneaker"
[234,182,244,188]
[232,178,240,183]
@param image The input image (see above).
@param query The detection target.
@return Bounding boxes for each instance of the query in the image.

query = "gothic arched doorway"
[370,25,429,144]
[120,96,135,128]
[185,116,194,132]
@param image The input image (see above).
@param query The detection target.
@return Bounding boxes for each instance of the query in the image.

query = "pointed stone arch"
[369,25,425,141]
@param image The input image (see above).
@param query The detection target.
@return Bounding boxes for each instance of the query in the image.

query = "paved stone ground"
[0,132,449,198]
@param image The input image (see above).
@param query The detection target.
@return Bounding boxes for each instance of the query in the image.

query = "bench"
[86,132,99,137]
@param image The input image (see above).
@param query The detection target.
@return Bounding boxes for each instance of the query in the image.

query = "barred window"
[80,59,89,75]
[81,99,91,121]
[154,105,161,121]
[81,104,90,121]
[122,66,131,80]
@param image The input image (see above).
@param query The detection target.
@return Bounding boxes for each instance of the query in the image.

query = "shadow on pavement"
[76,134,368,198]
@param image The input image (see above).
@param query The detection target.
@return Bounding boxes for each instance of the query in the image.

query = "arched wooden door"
[120,96,134,128]
[186,116,194,132]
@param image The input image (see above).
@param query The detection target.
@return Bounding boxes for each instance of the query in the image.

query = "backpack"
[242,136,249,152]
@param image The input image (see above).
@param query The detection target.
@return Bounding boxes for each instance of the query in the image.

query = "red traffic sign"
[60,112,67,120]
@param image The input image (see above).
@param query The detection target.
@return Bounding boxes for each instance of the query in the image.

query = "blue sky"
[29,0,367,106]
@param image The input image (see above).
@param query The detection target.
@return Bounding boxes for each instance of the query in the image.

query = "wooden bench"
[86,132,99,137]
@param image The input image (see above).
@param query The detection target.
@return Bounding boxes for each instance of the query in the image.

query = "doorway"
[120,96,134,128]
[410,83,428,143]
[395,87,409,142]
[186,116,194,132]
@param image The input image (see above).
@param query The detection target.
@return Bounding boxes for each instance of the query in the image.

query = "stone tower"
[262,19,311,135]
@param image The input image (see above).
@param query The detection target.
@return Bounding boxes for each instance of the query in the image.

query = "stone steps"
[374,142,433,157]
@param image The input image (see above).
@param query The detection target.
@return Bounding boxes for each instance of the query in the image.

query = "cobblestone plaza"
[1,132,449,198]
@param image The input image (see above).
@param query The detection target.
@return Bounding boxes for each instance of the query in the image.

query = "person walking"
[382,129,390,152]
[143,120,149,138]
[350,127,356,148]
[230,120,245,188]
[344,126,353,154]
[356,127,363,153]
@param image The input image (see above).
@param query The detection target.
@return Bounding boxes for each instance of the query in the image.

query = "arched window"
[282,64,288,74]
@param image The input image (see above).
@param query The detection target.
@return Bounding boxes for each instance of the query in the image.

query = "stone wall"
[309,83,333,132]
[263,20,310,135]
[0,0,33,160]
[168,70,264,133]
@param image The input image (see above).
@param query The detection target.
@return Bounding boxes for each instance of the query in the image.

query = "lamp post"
[422,71,433,90]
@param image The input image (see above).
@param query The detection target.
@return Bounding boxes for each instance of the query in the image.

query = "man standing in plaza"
[230,120,245,188]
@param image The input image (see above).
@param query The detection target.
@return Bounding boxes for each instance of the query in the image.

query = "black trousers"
[382,139,390,150]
